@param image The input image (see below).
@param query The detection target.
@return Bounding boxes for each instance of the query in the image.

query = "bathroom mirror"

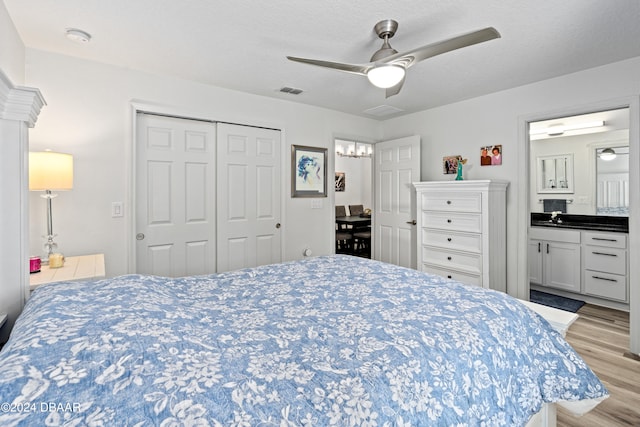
[529,107,629,215]
[596,145,629,216]
[537,154,573,194]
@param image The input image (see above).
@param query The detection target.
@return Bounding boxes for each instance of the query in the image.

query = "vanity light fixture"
[335,140,373,158]
[65,28,92,44]
[530,120,605,137]
[599,148,617,161]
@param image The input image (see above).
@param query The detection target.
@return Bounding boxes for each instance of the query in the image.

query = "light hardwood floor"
[558,304,640,426]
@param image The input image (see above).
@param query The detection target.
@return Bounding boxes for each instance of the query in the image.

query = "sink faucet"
[550,211,563,224]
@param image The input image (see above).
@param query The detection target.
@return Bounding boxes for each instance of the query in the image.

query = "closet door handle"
[546,243,549,254]
[537,242,541,253]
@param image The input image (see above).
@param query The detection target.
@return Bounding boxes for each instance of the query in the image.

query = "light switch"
[111,202,124,218]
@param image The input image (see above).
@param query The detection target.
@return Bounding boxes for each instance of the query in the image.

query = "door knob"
[275,223,281,229]
[406,220,417,225]
[136,233,145,241]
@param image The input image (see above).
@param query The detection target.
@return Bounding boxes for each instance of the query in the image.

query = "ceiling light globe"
[367,65,405,89]
[599,148,617,161]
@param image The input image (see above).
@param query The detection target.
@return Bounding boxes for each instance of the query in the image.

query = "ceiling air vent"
[363,104,404,118]
[279,87,303,95]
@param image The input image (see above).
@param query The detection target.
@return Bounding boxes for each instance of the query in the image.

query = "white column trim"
[0,69,46,128]
[0,68,45,342]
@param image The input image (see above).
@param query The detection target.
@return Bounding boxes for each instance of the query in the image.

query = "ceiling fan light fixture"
[599,148,617,161]
[367,65,405,89]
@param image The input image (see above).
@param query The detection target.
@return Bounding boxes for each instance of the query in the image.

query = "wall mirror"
[596,145,629,216]
[537,154,573,193]
[529,107,630,215]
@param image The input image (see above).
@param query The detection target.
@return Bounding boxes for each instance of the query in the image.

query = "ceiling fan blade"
[385,76,405,98]
[286,56,371,76]
[381,27,500,68]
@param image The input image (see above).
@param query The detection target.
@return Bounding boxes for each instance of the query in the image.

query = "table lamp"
[29,151,74,263]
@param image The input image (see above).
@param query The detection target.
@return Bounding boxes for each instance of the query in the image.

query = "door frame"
[331,136,376,255]
[128,101,287,273]
[516,96,640,355]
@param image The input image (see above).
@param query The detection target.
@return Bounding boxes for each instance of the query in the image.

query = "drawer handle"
[447,219,452,223]
[447,237,452,242]
[591,237,618,242]
[446,200,452,205]
[447,256,452,261]
[592,251,617,257]
[592,275,618,283]
[447,275,452,279]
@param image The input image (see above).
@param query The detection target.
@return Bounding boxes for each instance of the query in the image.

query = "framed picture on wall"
[480,145,503,166]
[292,145,328,197]
[335,172,345,192]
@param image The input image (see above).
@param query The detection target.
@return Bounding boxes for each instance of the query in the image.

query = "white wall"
[0,2,24,84]
[334,155,372,213]
[380,56,640,299]
[25,49,381,276]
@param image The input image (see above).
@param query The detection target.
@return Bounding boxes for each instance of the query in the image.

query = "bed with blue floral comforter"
[0,255,607,426]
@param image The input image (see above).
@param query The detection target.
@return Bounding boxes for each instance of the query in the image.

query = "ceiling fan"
[287,20,500,98]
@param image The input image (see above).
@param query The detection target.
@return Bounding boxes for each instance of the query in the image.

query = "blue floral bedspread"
[0,256,607,426]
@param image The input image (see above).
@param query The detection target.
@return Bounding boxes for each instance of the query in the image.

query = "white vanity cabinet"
[529,227,581,293]
[414,180,508,292]
[529,226,629,307]
[582,231,628,302]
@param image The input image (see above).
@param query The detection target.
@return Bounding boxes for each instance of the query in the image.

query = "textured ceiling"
[5,0,640,119]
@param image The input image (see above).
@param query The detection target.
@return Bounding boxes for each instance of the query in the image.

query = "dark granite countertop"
[530,212,628,233]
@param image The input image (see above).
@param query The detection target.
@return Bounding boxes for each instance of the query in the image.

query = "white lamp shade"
[29,151,74,191]
[367,65,405,88]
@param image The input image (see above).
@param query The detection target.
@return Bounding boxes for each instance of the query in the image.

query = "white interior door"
[136,113,217,276]
[216,123,282,272]
[374,135,421,268]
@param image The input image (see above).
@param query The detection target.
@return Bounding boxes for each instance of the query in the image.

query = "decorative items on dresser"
[413,180,509,291]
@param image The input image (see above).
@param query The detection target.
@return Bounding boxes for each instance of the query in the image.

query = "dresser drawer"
[422,264,482,287]
[583,232,627,249]
[584,247,626,275]
[421,191,482,213]
[422,247,481,274]
[584,271,627,302]
[422,229,482,253]
[423,211,482,233]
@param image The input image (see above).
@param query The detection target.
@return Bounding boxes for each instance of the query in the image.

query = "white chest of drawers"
[414,180,509,291]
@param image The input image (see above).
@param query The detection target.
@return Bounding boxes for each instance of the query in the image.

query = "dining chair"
[353,229,371,258]
[349,204,364,216]
[335,229,353,254]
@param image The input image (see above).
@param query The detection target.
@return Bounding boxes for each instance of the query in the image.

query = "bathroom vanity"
[529,212,629,310]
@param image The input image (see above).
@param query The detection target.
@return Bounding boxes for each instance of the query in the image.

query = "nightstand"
[30,254,105,291]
